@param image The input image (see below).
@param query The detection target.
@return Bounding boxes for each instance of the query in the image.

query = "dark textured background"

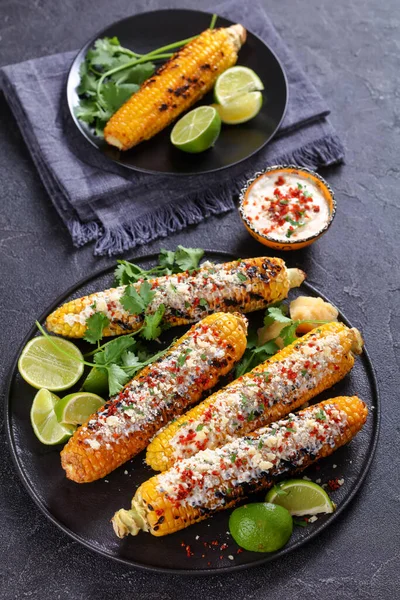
[1,0,399,598]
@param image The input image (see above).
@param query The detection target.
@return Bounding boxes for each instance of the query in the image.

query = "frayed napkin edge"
[68,132,344,256]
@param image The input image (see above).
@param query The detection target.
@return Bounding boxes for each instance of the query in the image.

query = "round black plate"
[67,9,288,175]
[6,252,379,574]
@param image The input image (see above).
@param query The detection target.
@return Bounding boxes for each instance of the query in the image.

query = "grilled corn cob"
[146,322,363,471]
[46,257,305,338]
[60,313,247,483]
[104,25,246,151]
[113,396,368,537]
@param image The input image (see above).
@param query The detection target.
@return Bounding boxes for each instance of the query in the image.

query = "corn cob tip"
[287,267,306,289]
[227,24,247,48]
[350,327,364,355]
[112,503,148,538]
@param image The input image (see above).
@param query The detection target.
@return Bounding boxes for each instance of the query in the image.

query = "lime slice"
[214,66,264,105]
[18,336,84,392]
[265,479,335,516]
[229,502,293,552]
[214,91,263,125]
[54,392,104,425]
[30,388,76,445]
[170,106,221,153]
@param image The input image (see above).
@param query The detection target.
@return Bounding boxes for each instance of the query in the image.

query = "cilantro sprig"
[35,321,168,397]
[76,15,218,136]
[115,246,205,286]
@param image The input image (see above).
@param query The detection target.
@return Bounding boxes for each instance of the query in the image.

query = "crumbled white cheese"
[170,331,345,461]
[157,403,347,511]
[85,439,100,450]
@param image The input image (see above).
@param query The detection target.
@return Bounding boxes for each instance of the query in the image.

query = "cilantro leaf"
[174,246,204,272]
[253,340,279,355]
[279,322,299,346]
[84,312,110,344]
[264,306,292,326]
[237,272,247,282]
[158,249,176,272]
[74,98,99,125]
[107,363,130,396]
[76,36,156,136]
[100,81,139,113]
[114,260,145,285]
[86,37,125,69]
[121,281,155,320]
[121,350,141,368]
[94,336,137,366]
[81,366,109,396]
[120,284,146,314]
[139,281,156,306]
[111,62,155,86]
[141,304,166,340]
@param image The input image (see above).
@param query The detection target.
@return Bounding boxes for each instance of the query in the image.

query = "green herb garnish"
[76,16,218,136]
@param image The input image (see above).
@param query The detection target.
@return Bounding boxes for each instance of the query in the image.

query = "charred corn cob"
[46,257,305,338]
[104,25,246,151]
[146,322,363,471]
[113,396,368,537]
[61,313,247,483]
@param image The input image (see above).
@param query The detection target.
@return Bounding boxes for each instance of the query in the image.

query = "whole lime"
[229,502,293,552]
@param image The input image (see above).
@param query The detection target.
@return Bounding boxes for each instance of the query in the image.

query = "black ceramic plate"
[67,10,288,175]
[6,252,379,574]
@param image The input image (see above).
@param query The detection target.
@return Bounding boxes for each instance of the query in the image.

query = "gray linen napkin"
[0,0,344,256]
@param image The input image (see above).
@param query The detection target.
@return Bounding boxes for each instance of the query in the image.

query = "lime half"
[214,91,263,125]
[214,66,264,104]
[170,106,221,153]
[30,388,75,445]
[229,502,293,552]
[265,479,335,516]
[18,336,84,391]
[54,392,104,425]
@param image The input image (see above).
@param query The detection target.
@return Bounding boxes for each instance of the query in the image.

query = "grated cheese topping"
[63,259,285,327]
[169,330,345,460]
[156,403,347,510]
[83,322,230,448]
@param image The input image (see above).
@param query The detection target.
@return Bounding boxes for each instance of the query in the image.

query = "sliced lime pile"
[18,336,84,391]
[265,479,335,516]
[170,106,221,153]
[54,392,104,426]
[229,502,293,552]
[30,388,75,445]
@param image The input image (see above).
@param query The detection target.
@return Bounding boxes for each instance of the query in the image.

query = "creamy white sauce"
[242,171,330,241]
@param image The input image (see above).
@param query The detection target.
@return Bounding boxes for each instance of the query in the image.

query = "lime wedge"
[54,392,104,425]
[170,106,221,153]
[30,388,76,445]
[18,336,84,391]
[214,91,263,125]
[229,503,292,552]
[265,479,335,516]
[214,66,264,105]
